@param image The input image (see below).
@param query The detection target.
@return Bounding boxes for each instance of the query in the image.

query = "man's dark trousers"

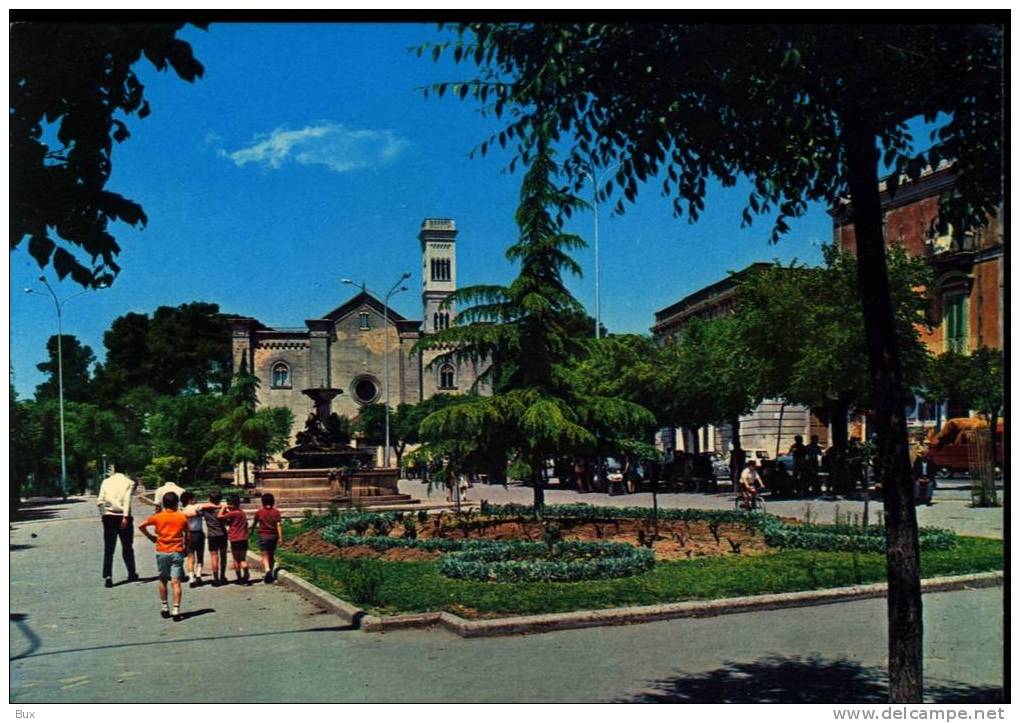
[102,514,137,579]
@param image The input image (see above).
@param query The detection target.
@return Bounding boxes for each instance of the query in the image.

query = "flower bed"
[477,502,958,553]
[307,503,957,580]
[440,541,655,583]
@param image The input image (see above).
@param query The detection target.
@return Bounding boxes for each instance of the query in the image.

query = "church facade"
[229,218,487,442]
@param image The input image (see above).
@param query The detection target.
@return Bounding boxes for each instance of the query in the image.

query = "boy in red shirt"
[138,491,191,621]
[254,493,283,583]
[218,494,251,585]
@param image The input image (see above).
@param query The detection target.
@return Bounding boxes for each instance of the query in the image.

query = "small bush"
[344,559,384,606]
[542,520,563,552]
[402,517,417,539]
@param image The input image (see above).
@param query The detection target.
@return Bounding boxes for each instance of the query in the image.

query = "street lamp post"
[25,277,90,499]
[562,161,620,340]
[343,273,410,468]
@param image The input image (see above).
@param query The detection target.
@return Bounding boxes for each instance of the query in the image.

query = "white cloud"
[224,123,408,174]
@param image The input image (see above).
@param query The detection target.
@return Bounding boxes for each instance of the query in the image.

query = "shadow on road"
[620,656,1003,704]
[11,623,359,661]
[9,544,35,552]
[177,608,216,621]
[12,497,87,522]
[10,613,42,661]
[114,575,161,586]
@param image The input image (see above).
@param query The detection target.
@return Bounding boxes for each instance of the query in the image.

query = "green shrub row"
[758,519,957,553]
[478,501,769,526]
[302,509,400,533]
[320,528,477,552]
[440,541,655,583]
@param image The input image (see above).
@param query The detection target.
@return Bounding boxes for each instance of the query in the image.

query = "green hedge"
[760,522,958,553]
[441,541,655,583]
[320,529,478,553]
[478,501,768,526]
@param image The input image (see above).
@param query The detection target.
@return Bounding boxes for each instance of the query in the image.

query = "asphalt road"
[9,497,1004,703]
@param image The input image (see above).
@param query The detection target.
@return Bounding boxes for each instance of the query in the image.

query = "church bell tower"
[420,218,457,334]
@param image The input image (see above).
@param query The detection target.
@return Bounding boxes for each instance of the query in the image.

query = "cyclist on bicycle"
[739,460,767,510]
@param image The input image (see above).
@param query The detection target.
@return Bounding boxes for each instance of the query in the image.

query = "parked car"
[927,418,1004,477]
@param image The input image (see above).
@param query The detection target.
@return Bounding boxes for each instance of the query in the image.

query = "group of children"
[137,490,283,621]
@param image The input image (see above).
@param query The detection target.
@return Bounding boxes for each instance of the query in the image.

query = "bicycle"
[734,490,767,513]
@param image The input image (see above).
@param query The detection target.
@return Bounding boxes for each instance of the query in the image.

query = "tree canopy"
[93,301,233,400]
[35,334,95,402]
[414,139,654,509]
[203,356,293,487]
[10,22,206,287]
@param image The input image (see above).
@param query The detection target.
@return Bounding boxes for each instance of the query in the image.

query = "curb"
[246,551,365,627]
[436,571,1004,638]
[267,565,1003,638]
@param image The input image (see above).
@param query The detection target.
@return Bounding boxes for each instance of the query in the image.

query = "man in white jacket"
[97,471,140,588]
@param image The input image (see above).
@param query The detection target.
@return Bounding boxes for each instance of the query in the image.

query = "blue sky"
[10,22,842,398]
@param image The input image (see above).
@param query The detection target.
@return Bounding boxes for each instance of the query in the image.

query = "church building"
[229,218,486,441]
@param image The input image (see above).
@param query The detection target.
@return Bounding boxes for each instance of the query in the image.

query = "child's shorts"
[207,535,228,554]
[258,535,278,554]
[186,531,205,560]
[230,540,248,562]
[156,552,185,581]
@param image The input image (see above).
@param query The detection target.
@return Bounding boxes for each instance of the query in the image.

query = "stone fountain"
[253,386,418,511]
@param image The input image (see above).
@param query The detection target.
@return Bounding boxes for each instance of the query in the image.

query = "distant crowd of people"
[96,473,283,622]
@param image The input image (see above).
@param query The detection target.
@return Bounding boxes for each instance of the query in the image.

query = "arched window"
[433,312,439,331]
[439,364,455,390]
[359,312,370,330]
[271,362,291,388]
[442,312,451,329]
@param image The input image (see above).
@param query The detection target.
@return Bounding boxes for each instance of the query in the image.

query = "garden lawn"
[278,536,1002,618]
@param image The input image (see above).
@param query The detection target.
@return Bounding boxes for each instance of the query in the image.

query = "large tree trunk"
[829,396,852,495]
[729,417,746,490]
[532,463,545,513]
[843,121,924,703]
[774,401,786,458]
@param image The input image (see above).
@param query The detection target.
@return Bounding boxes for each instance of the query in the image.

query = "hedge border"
[440,540,655,583]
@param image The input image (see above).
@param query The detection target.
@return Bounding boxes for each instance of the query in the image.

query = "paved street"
[10,496,1003,703]
[401,478,1005,539]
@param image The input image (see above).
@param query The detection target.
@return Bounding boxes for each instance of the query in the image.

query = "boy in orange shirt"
[139,491,192,621]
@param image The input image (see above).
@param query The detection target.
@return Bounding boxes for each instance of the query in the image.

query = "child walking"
[202,490,229,586]
[218,494,251,584]
[138,491,191,621]
[180,491,219,587]
[253,493,283,583]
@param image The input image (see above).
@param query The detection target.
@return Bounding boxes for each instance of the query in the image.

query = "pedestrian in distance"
[912,449,936,506]
[152,480,186,512]
[138,491,193,621]
[253,493,283,583]
[806,435,824,495]
[788,435,807,496]
[201,489,229,586]
[218,494,251,584]
[96,471,141,588]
